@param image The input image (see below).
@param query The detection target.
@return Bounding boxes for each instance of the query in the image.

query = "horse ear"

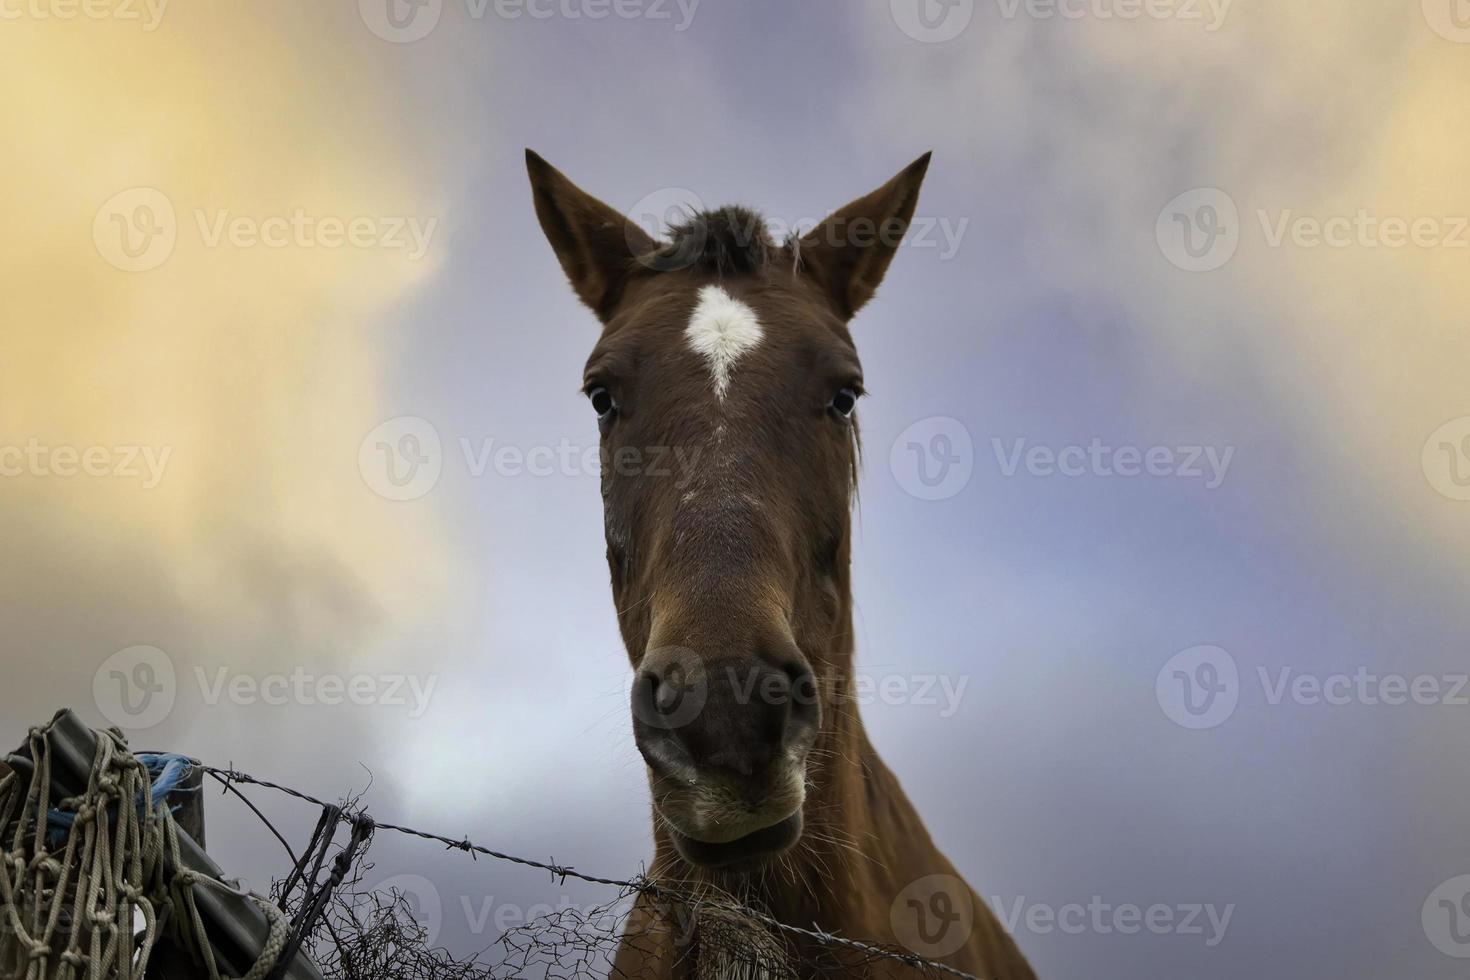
[797,152,932,320]
[526,149,657,322]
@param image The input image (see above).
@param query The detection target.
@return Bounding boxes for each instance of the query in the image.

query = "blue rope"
[138,753,197,801]
[45,753,194,839]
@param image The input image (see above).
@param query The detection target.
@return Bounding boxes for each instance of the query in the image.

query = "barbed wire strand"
[201,765,980,980]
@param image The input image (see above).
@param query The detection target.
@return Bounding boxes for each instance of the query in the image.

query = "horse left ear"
[796,152,932,320]
[526,149,657,322]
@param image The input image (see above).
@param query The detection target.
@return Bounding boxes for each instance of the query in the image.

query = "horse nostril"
[632,668,683,728]
[786,664,821,737]
[632,665,701,778]
[633,669,658,720]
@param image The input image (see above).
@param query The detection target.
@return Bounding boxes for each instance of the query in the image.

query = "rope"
[0,723,288,980]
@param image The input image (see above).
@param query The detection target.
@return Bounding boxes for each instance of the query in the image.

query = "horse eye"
[588,385,616,420]
[829,387,859,420]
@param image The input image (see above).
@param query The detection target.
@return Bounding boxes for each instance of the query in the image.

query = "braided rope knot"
[0,719,289,980]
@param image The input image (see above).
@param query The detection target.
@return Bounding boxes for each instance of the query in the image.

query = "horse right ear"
[796,152,931,321]
[526,150,656,322]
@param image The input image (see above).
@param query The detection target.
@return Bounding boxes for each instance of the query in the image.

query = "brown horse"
[527,150,1036,980]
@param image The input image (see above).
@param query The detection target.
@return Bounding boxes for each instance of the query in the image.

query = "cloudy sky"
[4,1,1470,977]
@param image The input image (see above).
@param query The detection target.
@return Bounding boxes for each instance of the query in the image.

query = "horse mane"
[656,205,778,275]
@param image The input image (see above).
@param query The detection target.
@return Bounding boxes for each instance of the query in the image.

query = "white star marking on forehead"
[684,285,764,401]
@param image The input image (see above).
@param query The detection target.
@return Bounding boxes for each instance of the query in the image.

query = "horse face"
[527,151,929,870]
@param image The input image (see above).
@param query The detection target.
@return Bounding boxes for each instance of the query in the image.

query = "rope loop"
[0,718,290,980]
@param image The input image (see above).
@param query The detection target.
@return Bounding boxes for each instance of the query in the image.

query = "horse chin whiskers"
[654,759,807,847]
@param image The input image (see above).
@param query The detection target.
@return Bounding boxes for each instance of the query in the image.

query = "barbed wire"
[200,763,982,980]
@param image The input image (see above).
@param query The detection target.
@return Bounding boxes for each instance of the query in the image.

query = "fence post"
[170,761,205,849]
[144,761,205,979]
